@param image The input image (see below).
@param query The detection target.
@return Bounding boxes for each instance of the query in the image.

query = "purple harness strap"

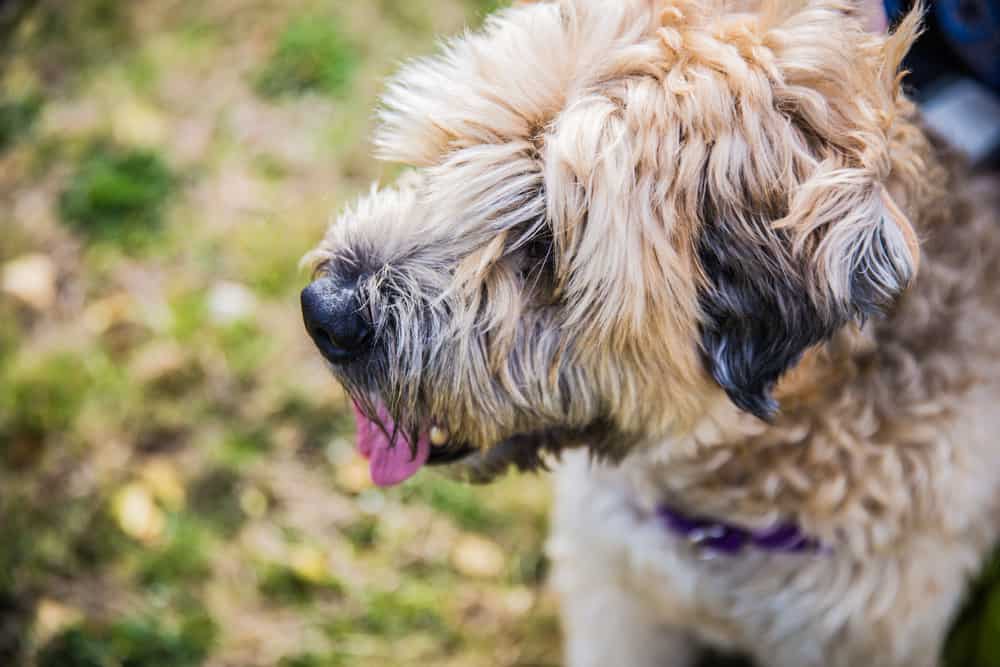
[657,505,822,555]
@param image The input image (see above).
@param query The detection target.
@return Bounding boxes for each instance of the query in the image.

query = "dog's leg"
[559,578,697,667]
[550,452,698,667]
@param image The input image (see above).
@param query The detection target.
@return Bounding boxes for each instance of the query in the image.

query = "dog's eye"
[521,232,554,277]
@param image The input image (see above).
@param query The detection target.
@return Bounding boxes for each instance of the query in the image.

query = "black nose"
[301,276,372,363]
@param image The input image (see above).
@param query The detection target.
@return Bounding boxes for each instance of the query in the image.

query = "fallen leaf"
[207,280,257,324]
[113,99,167,147]
[288,544,329,583]
[503,586,536,616]
[113,482,166,544]
[2,253,56,311]
[82,293,135,335]
[336,454,372,494]
[451,534,505,579]
[34,599,83,644]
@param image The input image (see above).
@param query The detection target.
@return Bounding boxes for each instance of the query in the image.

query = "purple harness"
[657,505,822,555]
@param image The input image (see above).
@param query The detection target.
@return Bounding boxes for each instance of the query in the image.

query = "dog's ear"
[698,170,918,421]
[697,3,923,420]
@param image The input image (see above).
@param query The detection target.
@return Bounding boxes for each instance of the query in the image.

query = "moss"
[255,16,359,99]
[59,143,175,248]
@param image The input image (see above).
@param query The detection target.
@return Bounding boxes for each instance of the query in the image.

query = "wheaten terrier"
[301,1,1000,665]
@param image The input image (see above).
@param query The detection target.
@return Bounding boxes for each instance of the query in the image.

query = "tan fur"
[552,163,1000,666]
[306,1,1000,664]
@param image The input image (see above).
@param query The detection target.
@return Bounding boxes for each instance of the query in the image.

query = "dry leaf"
[113,482,166,544]
[2,253,56,311]
[451,534,505,579]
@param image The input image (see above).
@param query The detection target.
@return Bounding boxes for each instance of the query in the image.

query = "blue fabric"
[887,0,1000,88]
[935,0,1000,87]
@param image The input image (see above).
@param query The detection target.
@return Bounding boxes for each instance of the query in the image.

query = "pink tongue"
[352,402,430,487]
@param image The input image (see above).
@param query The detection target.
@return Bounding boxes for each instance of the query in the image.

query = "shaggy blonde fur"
[304,0,1000,664]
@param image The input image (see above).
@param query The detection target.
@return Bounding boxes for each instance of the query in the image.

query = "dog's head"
[302,0,922,484]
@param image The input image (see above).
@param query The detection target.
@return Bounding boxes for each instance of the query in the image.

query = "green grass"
[400,476,506,533]
[36,627,111,667]
[0,353,92,452]
[945,552,1000,667]
[255,16,359,99]
[344,586,456,643]
[58,143,175,248]
[340,516,379,550]
[278,654,346,667]
[0,95,42,153]
[37,615,215,667]
[135,515,212,588]
[258,564,344,606]
[0,2,558,666]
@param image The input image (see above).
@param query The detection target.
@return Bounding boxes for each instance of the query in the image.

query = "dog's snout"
[301,276,372,363]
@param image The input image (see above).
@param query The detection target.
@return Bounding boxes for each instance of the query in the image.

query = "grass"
[354,587,455,640]
[0,95,42,153]
[258,564,344,605]
[135,515,212,588]
[0,353,92,464]
[38,616,215,667]
[58,143,175,248]
[945,553,1000,667]
[3,2,560,663]
[401,476,506,533]
[255,16,360,99]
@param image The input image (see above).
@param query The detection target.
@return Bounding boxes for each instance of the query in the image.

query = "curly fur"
[304,1,1000,664]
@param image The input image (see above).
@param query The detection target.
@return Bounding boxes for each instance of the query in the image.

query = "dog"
[300,1,1000,664]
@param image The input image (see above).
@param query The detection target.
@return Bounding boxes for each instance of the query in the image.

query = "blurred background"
[0,1,996,666]
[0,2,561,665]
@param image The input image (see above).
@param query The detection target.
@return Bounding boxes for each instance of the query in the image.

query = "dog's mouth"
[352,400,606,487]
